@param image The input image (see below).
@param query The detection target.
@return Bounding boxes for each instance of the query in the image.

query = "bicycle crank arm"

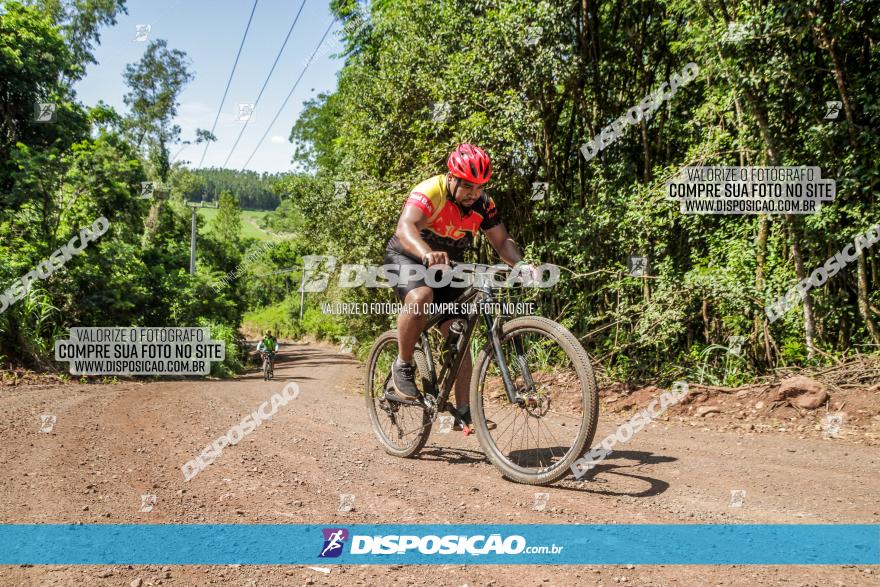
[382,390,423,406]
[444,407,474,436]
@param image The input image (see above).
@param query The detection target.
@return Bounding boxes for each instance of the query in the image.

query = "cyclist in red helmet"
[384,143,539,429]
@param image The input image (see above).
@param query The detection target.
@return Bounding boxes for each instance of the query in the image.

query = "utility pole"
[185,198,218,275]
[185,202,198,274]
[299,270,305,320]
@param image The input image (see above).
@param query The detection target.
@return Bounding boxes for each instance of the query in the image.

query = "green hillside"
[197,208,275,242]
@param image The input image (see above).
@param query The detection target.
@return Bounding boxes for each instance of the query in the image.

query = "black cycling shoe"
[387,357,420,402]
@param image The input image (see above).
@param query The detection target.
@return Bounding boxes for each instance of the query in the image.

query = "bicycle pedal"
[384,390,422,406]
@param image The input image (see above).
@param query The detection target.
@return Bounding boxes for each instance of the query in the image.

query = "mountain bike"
[365,262,599,485]
[260,350,275,381]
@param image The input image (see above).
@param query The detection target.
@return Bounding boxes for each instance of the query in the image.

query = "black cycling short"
[383,249,468,322]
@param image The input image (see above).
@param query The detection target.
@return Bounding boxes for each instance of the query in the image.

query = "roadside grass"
[243,295,345,344]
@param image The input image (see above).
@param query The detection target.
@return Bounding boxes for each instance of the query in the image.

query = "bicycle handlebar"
[421,258,515,273]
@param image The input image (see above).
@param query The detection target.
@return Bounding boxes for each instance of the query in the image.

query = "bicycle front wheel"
[470,316,598,485]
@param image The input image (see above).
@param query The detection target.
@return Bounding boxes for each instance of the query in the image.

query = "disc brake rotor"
[520,389,550,417]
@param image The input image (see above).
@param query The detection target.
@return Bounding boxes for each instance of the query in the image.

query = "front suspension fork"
[483,314,516,404]
[483,314,537,405]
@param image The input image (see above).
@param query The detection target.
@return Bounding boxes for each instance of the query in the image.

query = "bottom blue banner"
[0,524,877,565]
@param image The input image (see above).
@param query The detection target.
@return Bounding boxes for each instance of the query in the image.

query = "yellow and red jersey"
[386,174,502,261]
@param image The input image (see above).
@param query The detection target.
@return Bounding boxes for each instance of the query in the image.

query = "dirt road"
[0,343,877,586]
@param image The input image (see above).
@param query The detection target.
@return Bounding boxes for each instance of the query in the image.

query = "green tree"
[213,190,242,245]
[122,38,193,181]
[285,0,880,380]
[31,0,128,83]
[0,2,247,373]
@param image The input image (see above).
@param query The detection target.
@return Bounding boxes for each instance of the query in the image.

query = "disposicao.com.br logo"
[318,528,563,558]
[319,528,349,558]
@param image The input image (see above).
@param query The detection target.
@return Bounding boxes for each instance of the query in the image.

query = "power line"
[198,0,260,168]
[221,0,308,168]
[241,19,335,170]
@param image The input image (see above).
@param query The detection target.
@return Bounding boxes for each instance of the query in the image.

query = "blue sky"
[74,0,345,173]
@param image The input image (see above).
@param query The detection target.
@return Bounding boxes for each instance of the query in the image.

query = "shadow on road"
[414,445,673,499]
[419,446,489,465]
[557,449,676,497]
[282,358,360,367]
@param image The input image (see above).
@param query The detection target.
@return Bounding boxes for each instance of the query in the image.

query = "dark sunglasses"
[456,178,490,191]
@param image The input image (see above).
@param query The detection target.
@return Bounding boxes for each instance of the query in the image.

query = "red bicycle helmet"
[447,143,492,185]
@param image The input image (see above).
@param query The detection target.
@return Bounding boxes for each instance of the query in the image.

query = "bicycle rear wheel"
[365,330,433,458]
[470,316,598,485]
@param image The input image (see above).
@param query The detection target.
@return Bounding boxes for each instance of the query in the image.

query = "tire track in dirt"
[0,342,877,586]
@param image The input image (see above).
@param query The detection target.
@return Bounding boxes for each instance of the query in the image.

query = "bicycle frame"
[260,351,276,372]
[414,268,533,418]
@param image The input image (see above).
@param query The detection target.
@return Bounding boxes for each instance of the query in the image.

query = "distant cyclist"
[383,143,539,430]
[256,331,280,369]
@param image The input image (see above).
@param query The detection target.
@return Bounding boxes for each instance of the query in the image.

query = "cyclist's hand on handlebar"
[422,251,449,267]
[515,262,542,284]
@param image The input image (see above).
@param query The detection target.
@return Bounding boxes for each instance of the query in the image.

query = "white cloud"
[174,101,214,127]
[269,135,287,145]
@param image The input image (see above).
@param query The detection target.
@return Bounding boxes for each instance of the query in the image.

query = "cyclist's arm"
[483,224,524,266]
[394,205,434,262]
[256,341,265,351]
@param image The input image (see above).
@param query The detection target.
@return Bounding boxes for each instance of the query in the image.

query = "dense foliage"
[281,0,880,383]
[2,0,878,387]
[0,0,291,372]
